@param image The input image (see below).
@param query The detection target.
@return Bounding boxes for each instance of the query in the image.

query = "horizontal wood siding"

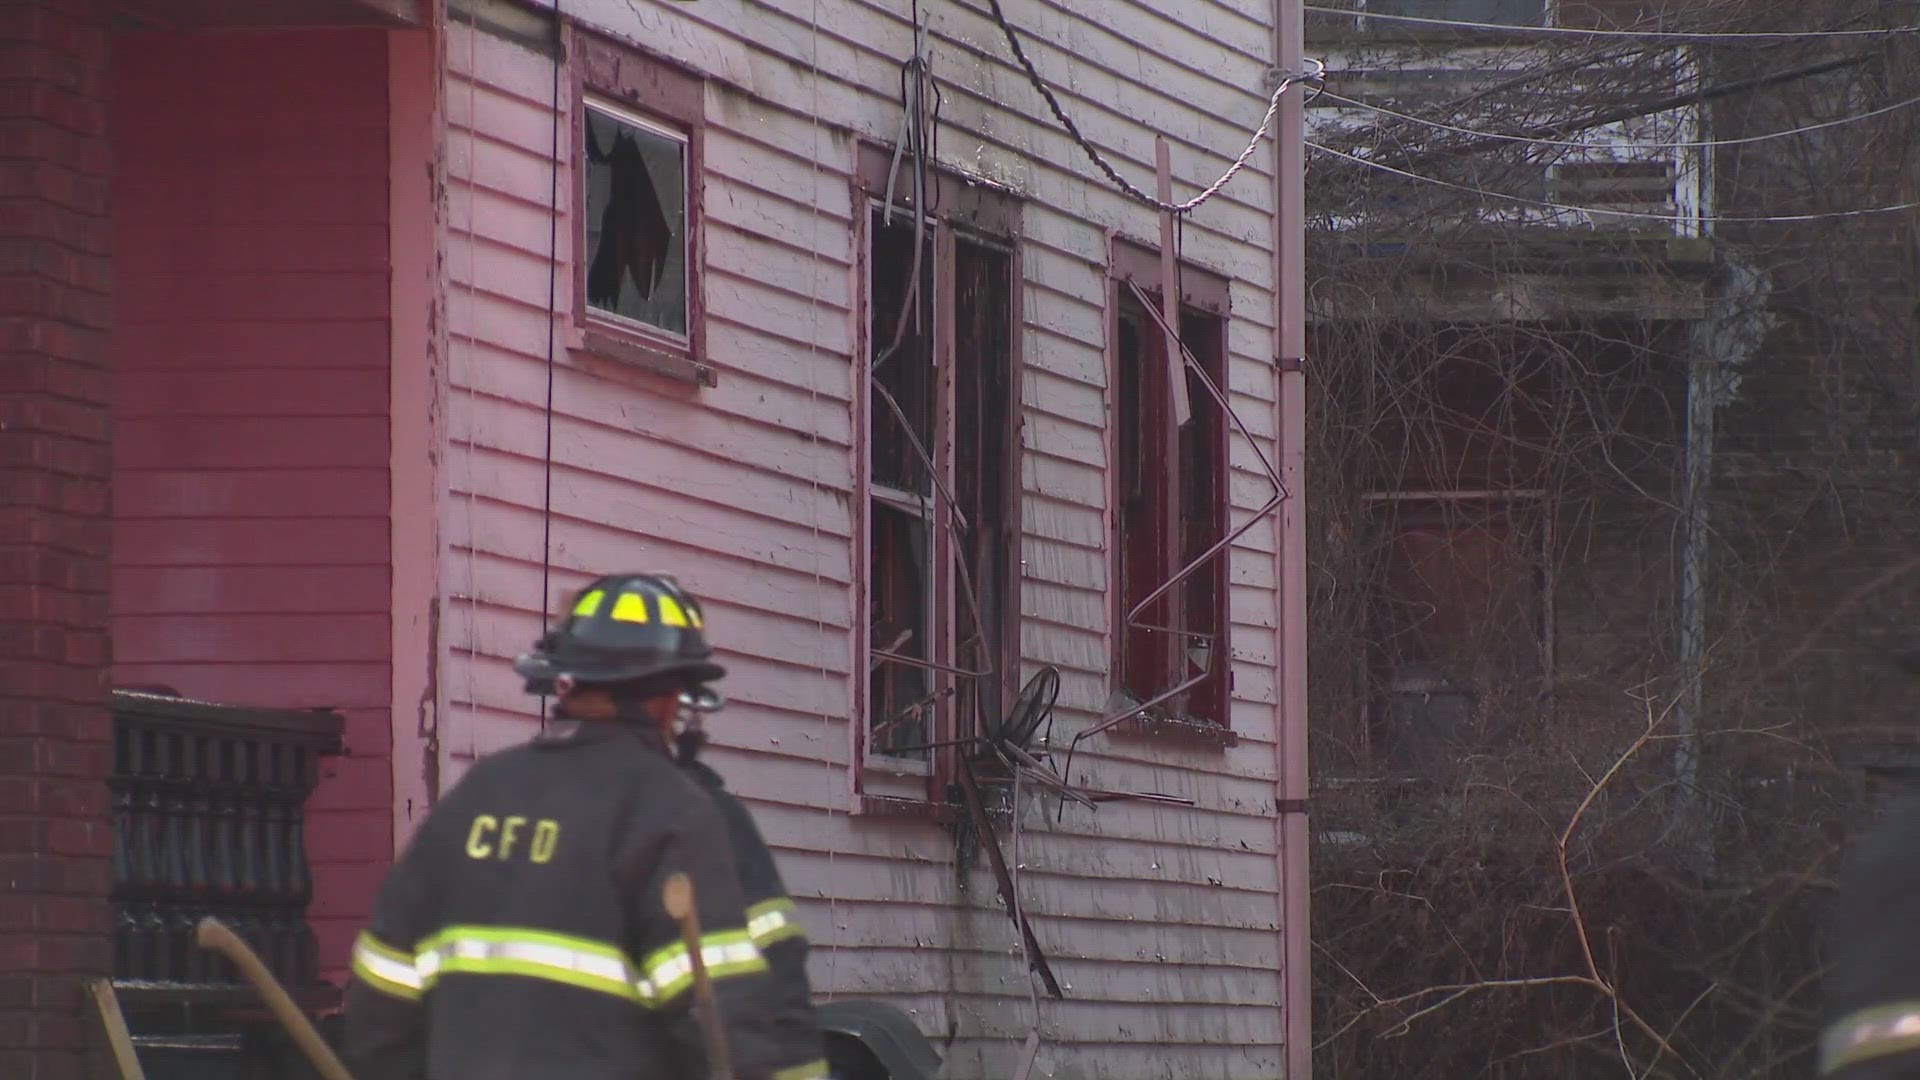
[110,28,395,980]
[442,1,1283,1074]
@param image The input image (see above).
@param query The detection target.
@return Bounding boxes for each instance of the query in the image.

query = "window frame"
[851,143,1025,813]
[566,26,714,386]
[1103,238,1238,748]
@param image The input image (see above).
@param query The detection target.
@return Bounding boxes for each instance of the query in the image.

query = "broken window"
[1366,494,1550,765]
[583,99,689,338]
[1113,290,1231,727]
[953,237,1019,751]
[864,203,1020,784]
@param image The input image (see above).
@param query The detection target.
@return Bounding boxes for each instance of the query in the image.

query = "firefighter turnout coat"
[343,721,789,1079]
[682,758,827,1079]
[1822,781,1920,1080]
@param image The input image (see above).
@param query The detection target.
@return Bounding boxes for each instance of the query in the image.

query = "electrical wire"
[1314,88,1920,151]
[1305,5,1920,41]
[1307,140,1920,224]
[983,0,1322,214]
[538,0,564,731]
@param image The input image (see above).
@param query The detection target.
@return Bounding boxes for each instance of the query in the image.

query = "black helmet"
[513,573,725,696]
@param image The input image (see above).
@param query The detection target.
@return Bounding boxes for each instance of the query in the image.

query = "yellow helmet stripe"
[571,589,605,617]
[655,594,690,627]
[610,592,651,623]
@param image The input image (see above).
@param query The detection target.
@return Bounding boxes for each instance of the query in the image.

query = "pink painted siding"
[111,28,394,980]
[441,3,1285,1076]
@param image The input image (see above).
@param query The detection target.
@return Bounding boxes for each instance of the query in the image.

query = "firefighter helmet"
[513,573,725,695]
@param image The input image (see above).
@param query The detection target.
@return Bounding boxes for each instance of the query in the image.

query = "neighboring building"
[4,0,1307,1077]
[1301,3,1920,1078]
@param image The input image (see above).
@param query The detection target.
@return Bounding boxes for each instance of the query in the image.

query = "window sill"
[579,326,715,388]
[857,794,959,823]
[1105,712,1239,749]
[863,753,932,778]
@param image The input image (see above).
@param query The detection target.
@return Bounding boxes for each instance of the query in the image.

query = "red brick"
[0,776,108,818]
[0,429,109,477]
[0,1012,29,1049]
[0,51,105,103]
[0,479,109,523]
[0,816,47,852]
[0,161,106,215]
[0,584,109,626]
[25,1011,82,1050]
[0,736,108,778]
[0,274,111,328]
[0,115,109,174]
[0,238,109,294]
[0,660,104,701]
[46,817,107,857]
[0,855,108,898]
[0,698,108,740]
[0,549,109,596]
[0,508,116,560]
[40,896,105,934]
[0,974,36,1009]
[0,82,106,138]
[0,394,108,440]
[0,201,111,255]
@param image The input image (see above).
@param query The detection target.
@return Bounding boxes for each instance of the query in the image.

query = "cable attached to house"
[1303,5,1920,41]
[982,0,1322,215]
[538,0,565,728]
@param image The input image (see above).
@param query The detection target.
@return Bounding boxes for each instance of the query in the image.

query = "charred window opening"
[869,208,937,496]
[583,100,689,337]
[1366,495,1550,765]
[954,237,1017,747]
[870,501,933,755]
[865,204,1019,770]
[1114,290,1231,727]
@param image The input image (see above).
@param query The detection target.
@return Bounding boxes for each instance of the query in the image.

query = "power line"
[1304,5,1920,41]
[1316,88,1920,151]
[983,0,1322,214]
[1308,140,1920,224]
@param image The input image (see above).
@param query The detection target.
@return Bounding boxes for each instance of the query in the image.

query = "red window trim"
[851,141,1025,812]
[565,24,714,386]
[1103,236,1237,749]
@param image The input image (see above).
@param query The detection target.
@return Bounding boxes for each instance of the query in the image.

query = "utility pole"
[1271,0,1312,1078]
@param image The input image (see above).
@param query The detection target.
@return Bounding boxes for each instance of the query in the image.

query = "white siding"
[441,2,1286,1075]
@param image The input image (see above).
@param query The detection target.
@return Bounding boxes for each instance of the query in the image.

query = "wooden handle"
[663,872,695,922]
[88,979,146,1080]
[196,918,356,1080]
[662,872,735,1080]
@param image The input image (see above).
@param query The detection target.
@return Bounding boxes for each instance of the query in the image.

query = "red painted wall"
[111,27,393,979]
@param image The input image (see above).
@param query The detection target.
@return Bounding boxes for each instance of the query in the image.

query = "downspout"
[1272,0,1312,1076]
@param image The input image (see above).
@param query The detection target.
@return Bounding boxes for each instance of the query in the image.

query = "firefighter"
[674,685,829,1080]
[1819,779,1920,1080]
[342,573,787,1079]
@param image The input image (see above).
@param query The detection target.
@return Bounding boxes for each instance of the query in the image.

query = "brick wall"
[0,0,114,1076]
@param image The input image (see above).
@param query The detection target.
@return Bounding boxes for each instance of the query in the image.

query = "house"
[1300,3,1920,1077]
[4,0,1310,1077]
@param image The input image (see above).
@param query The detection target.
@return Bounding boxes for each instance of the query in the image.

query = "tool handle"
[88,979,147,1080]
[663,872,736,1080]
[197,917,356,1080]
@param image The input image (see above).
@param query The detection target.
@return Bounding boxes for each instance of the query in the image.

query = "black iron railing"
[109,689,344,992]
